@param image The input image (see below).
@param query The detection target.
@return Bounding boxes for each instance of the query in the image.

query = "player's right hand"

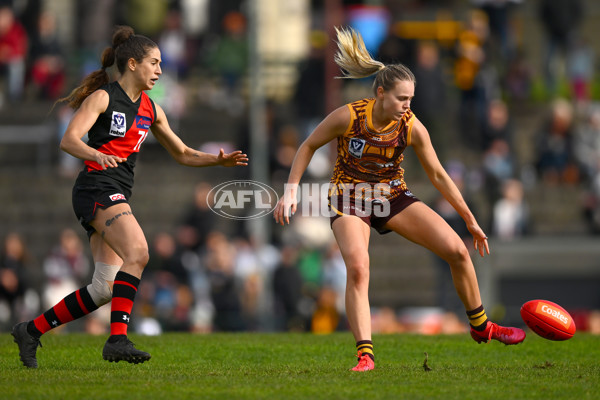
[273,185,298,226]
[94,152,126,169]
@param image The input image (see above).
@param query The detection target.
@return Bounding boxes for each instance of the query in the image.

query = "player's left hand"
[218,149,248,167]
[468,223,490,257]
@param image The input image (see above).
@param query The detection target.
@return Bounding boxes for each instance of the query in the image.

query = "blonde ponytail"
[334,26,385,79]
[333,26,416,95]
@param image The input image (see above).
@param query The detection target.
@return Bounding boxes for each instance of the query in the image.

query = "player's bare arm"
[151,103,248,167]
[274,105,350,225]
[59,90,126,169]
[410,117,489,256]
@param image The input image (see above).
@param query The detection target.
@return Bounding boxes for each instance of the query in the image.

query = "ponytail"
[334,26,385,79]
[57,25,157,109]
[334,26,416,95]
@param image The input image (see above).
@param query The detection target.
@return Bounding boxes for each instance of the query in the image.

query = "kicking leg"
[384,202,525,345]
[12,233,120,369]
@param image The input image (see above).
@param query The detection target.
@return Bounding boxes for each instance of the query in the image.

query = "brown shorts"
[328,190,421,234]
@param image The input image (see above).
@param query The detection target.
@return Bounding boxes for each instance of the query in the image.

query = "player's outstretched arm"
[410,117,489,256]
[151,103,248,167]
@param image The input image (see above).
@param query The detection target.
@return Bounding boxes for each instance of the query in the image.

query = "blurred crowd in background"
[2,0,600,336]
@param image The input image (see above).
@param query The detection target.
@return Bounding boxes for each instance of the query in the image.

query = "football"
[520,299,576,341]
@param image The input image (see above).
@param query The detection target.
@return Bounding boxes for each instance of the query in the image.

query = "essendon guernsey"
[82,81,156,192]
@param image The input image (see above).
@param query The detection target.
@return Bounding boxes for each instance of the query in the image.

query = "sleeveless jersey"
[329,98,415,201]
[80,81,156,192]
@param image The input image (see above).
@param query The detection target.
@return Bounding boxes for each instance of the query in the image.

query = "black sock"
[27,320,42,339]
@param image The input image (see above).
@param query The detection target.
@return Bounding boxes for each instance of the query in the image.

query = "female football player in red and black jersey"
[12,25,248,368]
[274,27,525,372]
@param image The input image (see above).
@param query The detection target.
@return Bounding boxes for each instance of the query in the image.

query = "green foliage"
[1,332,598,400]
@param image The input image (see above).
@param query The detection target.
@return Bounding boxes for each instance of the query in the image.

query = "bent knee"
[442,242,470,265]
[123,245,149,269]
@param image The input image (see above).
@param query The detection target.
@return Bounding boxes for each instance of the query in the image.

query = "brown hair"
[334,26,416,95]
[58,26,158,109]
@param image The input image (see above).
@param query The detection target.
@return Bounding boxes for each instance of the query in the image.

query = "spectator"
[539,0,583,97]
[481,99,513,152]
[293,30,327,140]
[575,104,600,234]
[535,98,579,185]
[141,231,201,332]
[271,124,301,183]
[574,104,600,182]
[567,37,594,105]
[0,233,32,327]
[454,9,492,148]
[240,271,262,331]
[376,25,415,68]
[0,5,28,105]
[503,48,532,102]
[147,231,190,285]
[311,287,340,334]
[321,241,346,317]
[56,105,79,178]
[491,178,529,239]
[28,11,65,100]
[272,246,303,331]
[410,40,447,156]
[483,138,515,204]
[203,231,244,331]
[158,8,189,79]
[151,269,193,332]
[472,0,521,62]
[179,182,218,250]
[40,228,90,330]
[583,173,600,235]
[205,11,248,115]
[76,0,115,78]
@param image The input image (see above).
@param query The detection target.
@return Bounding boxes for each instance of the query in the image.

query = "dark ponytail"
[57,25,157,109]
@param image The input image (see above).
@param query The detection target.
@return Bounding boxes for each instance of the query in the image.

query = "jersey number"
[134,130,149,151]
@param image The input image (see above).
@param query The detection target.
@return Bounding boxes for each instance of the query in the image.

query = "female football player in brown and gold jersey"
[274,27,525,372]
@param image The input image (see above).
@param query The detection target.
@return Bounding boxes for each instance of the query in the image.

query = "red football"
[520,299,576,341]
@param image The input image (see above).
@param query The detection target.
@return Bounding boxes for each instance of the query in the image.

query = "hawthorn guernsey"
[520,299,576,341]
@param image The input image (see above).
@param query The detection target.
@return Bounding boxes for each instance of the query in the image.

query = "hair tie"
[113,34,134,50]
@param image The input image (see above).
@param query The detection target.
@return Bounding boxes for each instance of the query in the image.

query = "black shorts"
[328,190,421,234]
[72,177,131,238]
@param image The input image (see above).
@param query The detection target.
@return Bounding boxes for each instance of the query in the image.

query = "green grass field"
[1,332,598,400]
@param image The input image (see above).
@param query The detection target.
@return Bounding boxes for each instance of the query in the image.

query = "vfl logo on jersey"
[349,138,366,158]
[109,193,126,201]
[110,112,127,137]
[135,115,152,130]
